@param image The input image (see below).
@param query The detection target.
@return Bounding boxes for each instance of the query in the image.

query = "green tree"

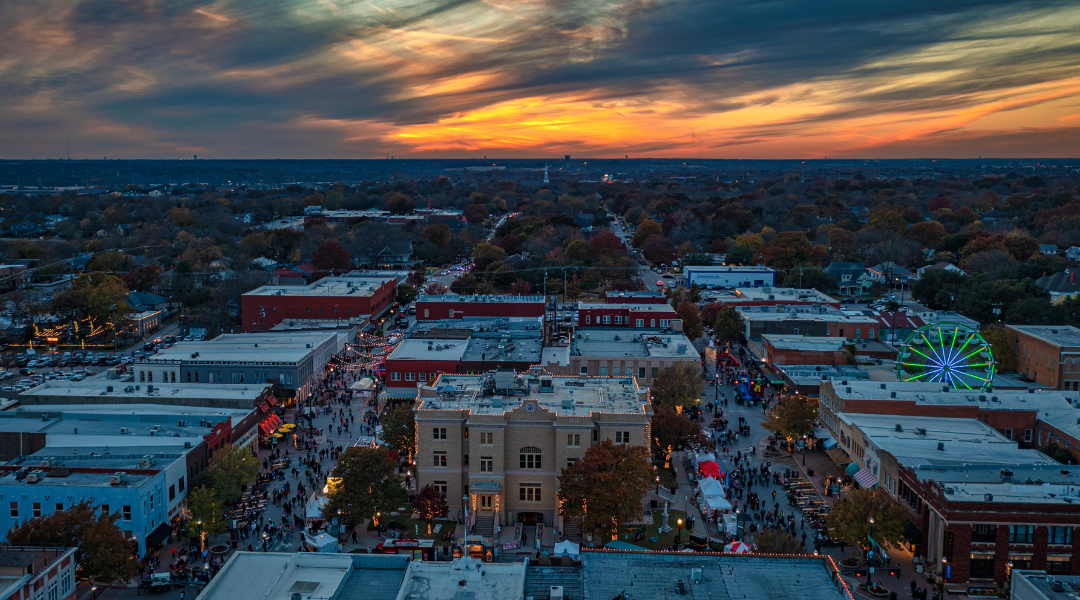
[979,323,1015,372]
[326,447,407,527]
[760,394,818,440]
[752,529,807,554]
[412,484,449,534]
[6,500,139,583]
[208,443,260,504]
[472,243,507,273]
[676,301,704,340]
[760,232,817,268]
[825,488,909,548]
[650,406,710,460]
[380,403,416,460]
[713,306,745,348]
[650,363,703,409]
[1040,443,1076,465]
[184,486,227,548]
[422,224,452,246]
[396,283,418,306]
[558,440,654,538]
[782,266,835,293]
[631,218,663,248]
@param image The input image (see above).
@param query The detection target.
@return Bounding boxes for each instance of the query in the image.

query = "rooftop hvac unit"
[39,457,53,466]
[120,427,131,434]
[110,473,126,485]
[139,455,154,467]
[178,420,186,427]
[690,568,703,584]
[26,470,44,484]
[549,586,564,600]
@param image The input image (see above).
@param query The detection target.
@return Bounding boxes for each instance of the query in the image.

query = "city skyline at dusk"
[2,0,1079,159]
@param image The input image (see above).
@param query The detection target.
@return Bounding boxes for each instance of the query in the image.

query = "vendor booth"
[456,535,494,562]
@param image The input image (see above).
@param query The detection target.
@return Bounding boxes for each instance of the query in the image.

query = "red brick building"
[241,276,397,332]
[0,546,78,600]
[818,380,1074,448]
[761,334,848,366]
[578,302,678,327]
[415,294,545,322]
[603,291,669,304]
[1007,325,1080,390]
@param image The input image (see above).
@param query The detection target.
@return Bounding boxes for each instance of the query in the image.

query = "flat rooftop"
[141,333,335,365]
[826,380,1078,410]
[19,381,270,403]
[199,553,409,600]
[943,479,1080,505]
[418,373,649,416]
[1009,325,1080,348]
[841,414,1013,443]
[388,338,468,362]
[571,329,701,359]
[778,365,871,387]
[683,265,776,272]
[270,318,365,332]
[417,294,544,304]
[577,302,677,312]
[1013,571,1080,599]
[0,466,155,489]
[580,551,849,600]
[462,335,542,363]
[762,334,845,351]
[244,276,395,298]
[397,557,525,600]
[741,311,878,324]
[407,317,544,335]
[732,287,838,303]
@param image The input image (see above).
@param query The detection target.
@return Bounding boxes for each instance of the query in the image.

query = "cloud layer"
[1,0,1079,158]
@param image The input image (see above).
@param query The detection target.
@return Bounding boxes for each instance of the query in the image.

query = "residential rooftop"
[244,276,396,298]
[396,557,525,600]
[418,371,650,416]
[1008,325,1080,348]
[580,551,850,600]
[571,329,701,359]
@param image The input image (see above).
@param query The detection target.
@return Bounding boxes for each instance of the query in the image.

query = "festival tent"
[351,378,376,391]
[698,477,725,498]
[554,540,580,559]
[305,492,329,524]
[692,451,717,469]
[698,460,721,478]
[724,541,753,554]
[703,493,733,511]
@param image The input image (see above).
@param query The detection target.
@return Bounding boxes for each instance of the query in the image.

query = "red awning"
[259,402,269,413]
[259,422,272,436]
[266,396,277,405]
[271,414,282,427]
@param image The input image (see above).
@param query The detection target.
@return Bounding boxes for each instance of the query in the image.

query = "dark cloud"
[0,0,1077,157]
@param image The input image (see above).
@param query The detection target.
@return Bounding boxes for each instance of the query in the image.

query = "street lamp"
[677,518,683,544]
[91,586,98,600]
[867,517,875,588]
[940,557,948,600]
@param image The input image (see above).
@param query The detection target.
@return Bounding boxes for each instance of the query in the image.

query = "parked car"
[18,368,34,376]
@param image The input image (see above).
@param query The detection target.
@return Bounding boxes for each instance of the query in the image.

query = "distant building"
[241,275,397,332]
[544,327,700,385]
[867,261,914,284]
[1041,244,1060,256]
[915,261,966,280]
[577,302,678,328]
[415,294,545,322]
[602,290,668,304]
[761,334,849,367]
[1007,325,1080,390]
[1038,271,1080,304]
[824,262,872,296]
[700,286,841,308]
[681,265,776,289]
[0,264,28,293]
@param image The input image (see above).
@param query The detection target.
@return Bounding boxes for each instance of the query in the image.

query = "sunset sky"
[2,0,1079,159]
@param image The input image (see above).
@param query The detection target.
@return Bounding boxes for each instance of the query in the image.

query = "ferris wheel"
[896,322,995,390]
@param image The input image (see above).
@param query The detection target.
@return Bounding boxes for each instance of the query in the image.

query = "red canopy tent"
[699,460,721,478]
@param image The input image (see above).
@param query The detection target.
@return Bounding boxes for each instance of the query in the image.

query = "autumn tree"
[760,394,818,440]
[676,301,703,340]
[396,283,418,306]
[642,235,677,263]
[825,488,909,548]
[980,323,1015,371]
[565,274,582,300]
[713,306,745,348]
[752,529,807,554]
[424,282,448,295]
[760,232,818,268]
[631,218,663,248]
[903,221,947,248]
[510,278,532,295]
[422,224,452,246]
[312,240,353,271]
[463,204,488,224]
[184,486,227,548]
[380,403,416,460]
[207,443,260,503]
[86,250,134,273]
[558,440,654,538]
[385,192,415,214]
[7,500,139,583]
[650,363,703,409]
[326,447,407,527]
[122,264,163,292]
[412,485,449,534]
[50,273,128,330]
[651,406,710,460]
[589,230,626,259]
[782,266,834,293]
[472,243,507,273]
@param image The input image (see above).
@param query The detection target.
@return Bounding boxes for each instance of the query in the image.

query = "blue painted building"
[682,265,777,289]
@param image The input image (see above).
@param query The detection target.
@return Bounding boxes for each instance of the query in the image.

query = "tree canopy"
[760,394,818,440]
[825,488,909,549]
[558,440,654,538]
[650,363,703,409]
[651,406,710,460]
[326,446,407,526]
[380,403,417,460]
[207,443,260,503]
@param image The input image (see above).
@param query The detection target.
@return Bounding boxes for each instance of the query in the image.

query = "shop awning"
[854,467,878,488]
[827,446,851,465]
[820,437,838,449]
[145,522,172,548]
[845,462,861,476]
[266,396,277,405]
[259,422,272,436]
[259,402,270,413]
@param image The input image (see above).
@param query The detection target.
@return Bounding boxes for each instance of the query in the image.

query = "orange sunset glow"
[1,0,1078,158]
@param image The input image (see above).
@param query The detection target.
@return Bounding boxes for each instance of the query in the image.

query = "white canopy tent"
[553,540,580,559]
